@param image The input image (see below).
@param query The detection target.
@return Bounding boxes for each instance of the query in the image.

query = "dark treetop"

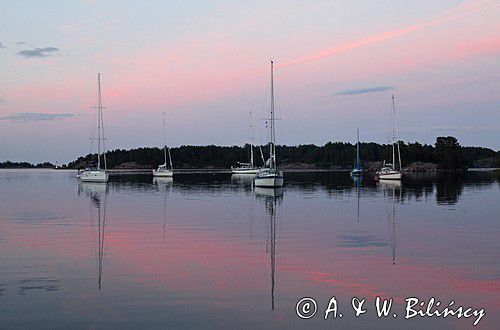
[60,136,499,171]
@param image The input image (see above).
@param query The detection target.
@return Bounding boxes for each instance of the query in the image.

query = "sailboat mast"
[249,111,254,167]
[97,73,102,171]
[162,112,167,166]
[397,141,402,171]
[270,60,275,169]
[391,95,396,168]
[260,146,265,165]
[356,127,360,169]
[168,148,173,169]
[100,78,107,171]
[250,144,254,168]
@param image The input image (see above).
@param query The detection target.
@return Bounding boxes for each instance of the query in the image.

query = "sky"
[0,0,499,163]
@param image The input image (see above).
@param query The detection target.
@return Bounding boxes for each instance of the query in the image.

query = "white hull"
[153,169,173,177]
[378,172,402,180]
[254,174,283,188]
[350,169,363,176]
[79,170,109,183]
[231,168,259,174]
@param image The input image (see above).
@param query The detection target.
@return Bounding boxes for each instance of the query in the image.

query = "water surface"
[0,169,499,329]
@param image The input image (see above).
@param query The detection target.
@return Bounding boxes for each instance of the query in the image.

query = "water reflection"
[256,188,283,311]
[435,173,464,205]
[153,176,173,186]
[154,177,173,239]
[17,277,61,295]
[377,178,402,265]
[403,171,498,205]
[352,176,362,222]
[79,182,108,290]
[1,169,499,328]
[231,174,255,185]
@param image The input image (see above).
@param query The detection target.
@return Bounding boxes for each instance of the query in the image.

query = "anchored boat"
[232,111,259,174]
[79,73,109,183]
[376,95,402,181]
[153,113,174,177]
[350,127,363,177]
[255,61,283,188]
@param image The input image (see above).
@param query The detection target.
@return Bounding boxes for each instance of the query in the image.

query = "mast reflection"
[255,187,283,310]
[352,175,362,223]
[79,182,108,290]
[153,177,173,239]
[379,180,402,265]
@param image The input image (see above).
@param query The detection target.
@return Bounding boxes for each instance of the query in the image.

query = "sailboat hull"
[255,169,284,188]
[79,170,109,183]
[350,169,363,176]
[231,168,259,174]
[153,169,173,177]
[378,171,402,180]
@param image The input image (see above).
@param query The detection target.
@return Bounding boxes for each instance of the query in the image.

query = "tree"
[434,136,464,169]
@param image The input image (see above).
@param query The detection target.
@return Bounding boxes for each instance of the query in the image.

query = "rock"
[364,161,384,173]
[473,158,497,168]
[114,162,151,169]
[402,161,438,173]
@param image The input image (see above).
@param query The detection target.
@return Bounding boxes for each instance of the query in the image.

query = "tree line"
[63,136,499,170]
[0,161,55,169]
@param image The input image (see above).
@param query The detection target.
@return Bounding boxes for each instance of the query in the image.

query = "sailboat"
[350,128,363,176]
[376,95,402,180]
[254,60,284,188]
[79,73,109,183]
[232,111,259,174]
[153,113,174,177]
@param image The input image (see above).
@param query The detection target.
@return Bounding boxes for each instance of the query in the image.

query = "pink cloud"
[278,0,499,68]
[456,37,500,57]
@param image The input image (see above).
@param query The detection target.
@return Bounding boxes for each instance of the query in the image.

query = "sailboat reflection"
[231,173,255,185]
[255,187,283,310]
[79,182,108,290]
[153,176,173,186]
[352,175,362,222]
[380,180,402,265]
[153,176,173,239]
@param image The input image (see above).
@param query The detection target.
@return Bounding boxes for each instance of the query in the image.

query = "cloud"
[279,0,497,68]
[0,42,5,48]
[17,47,59,58]
[336,86,395,96]
[0,112,74,122]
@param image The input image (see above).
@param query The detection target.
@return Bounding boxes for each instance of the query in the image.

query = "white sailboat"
[254,60,283,188]
[79,73,109,183]
[153,113,174,177]
[350,127,363,176]
[232,111,259,174]
[377,95,402,181]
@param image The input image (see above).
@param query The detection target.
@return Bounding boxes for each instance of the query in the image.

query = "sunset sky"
[1,0,499,163]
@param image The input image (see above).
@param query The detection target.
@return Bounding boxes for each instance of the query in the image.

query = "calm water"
[0,169,499,329]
